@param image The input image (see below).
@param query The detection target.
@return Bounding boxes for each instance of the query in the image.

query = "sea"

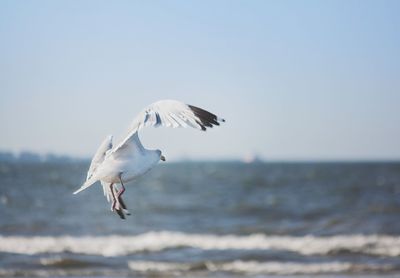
[0,161,400,278]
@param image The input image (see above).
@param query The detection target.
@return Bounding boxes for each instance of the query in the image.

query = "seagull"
[73,100,224,219]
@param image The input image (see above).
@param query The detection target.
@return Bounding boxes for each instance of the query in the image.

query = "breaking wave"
[0,261,395,277]
[0,231,399,257]
[128,260,395,275]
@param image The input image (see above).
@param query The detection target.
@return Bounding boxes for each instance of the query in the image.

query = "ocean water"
[0,161,400,277]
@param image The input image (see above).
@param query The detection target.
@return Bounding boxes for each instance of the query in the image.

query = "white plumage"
[73,100,224,219]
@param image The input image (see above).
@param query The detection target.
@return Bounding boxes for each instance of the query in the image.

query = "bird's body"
[90,134,159,184]
[73,99,224,219]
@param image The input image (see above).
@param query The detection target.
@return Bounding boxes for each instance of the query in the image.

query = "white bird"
[73,99,224,219]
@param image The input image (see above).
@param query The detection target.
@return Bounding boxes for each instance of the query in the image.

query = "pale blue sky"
[0,0,399,160]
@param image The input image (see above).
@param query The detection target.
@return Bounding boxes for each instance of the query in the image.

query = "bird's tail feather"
[101,181,112,202]
[73,178,98,194]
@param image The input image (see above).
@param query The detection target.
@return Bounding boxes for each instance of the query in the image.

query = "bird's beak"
[160,155,166,162]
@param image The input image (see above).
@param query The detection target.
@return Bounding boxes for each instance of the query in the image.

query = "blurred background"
[1,0,400,277]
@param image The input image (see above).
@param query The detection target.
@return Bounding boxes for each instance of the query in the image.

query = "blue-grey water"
[0,161,400,277]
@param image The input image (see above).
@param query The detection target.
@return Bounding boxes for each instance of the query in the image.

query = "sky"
[0,0,399,161]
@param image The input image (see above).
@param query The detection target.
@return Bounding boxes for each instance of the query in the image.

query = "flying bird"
[73,100,224,219]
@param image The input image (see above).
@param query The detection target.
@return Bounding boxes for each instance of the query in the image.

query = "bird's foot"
[123,208,131,215]
[115,208,126,219]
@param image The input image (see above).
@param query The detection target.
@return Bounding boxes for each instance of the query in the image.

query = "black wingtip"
[188,105,224,131]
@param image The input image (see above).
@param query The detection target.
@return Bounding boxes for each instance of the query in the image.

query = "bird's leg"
[110,183,125,219]
[117,180,125,201]
[118,176,130,215]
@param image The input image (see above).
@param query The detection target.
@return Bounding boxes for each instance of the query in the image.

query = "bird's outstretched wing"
[73,135,113,194]
[109,100,225,156]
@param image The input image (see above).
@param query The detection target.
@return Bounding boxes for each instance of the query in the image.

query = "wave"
[128,260,395,275]
[0,231,400,257]
[39,256,99,268]
[0,261,394,277]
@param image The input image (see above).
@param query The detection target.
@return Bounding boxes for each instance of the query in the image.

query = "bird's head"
[156,149,166,162]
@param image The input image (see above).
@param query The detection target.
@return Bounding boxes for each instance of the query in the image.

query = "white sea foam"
[128,260,394,275]
[128,261,192,272]
[0,231,400,257]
